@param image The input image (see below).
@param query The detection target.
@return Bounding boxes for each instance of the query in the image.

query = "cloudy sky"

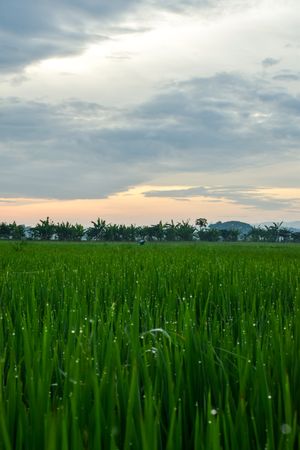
[1,0,300,225]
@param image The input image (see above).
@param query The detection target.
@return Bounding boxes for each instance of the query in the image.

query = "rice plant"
[0,242,299,449]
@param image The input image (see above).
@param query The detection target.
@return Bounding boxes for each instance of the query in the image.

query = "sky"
[0,0,300,226]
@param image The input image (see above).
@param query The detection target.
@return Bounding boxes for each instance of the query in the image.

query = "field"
[0,241,299,450]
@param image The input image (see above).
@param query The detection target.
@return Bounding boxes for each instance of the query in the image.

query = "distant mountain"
[209,221,252,235]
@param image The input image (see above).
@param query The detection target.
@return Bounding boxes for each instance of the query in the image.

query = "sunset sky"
[1,0,300,226]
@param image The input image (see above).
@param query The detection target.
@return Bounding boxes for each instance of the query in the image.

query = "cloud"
[0,72,300,200]
[262,57,280,68]
[144,186,300,210]
[0,0,259,73]
[0,98,145,198]
[0,199,17,204]
[273,71,300,81]
[0,0,145,73]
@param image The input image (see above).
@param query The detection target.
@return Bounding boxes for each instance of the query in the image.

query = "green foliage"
[197,228,220,241]
[2,217,300,243]
[0,222,12,239]
[55,222,84,241]
[195,218,208,229]
[247,223,293,243]
[0,222,25,240]
[32,217,56,240]
[219,229,239,242]
[0,242,299,449]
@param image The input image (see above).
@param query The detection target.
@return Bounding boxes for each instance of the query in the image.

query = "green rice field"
[0,241,299,449]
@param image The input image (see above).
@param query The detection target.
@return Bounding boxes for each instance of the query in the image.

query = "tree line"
[0,217,299,243]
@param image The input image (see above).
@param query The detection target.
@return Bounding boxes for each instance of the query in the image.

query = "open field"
[0,241,299,449]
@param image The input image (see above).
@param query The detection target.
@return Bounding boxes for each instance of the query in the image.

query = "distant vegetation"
[1,217,300,243]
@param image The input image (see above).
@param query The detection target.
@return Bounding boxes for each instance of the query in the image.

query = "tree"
[0,222,11,239]
[198,228,220,241]
[164,220,178,241]
[278,227,292,242]
[220,229,239,242]
[105,223,121,241]
[125,224,140,242]
[195,218,208,229]
[56,222,84,241]
[292,231,300,243]
[9,222,25,240]
[149,221,165,241]
[264,222,283,242]
[86,218,107,240]
[33,217,56,240]
[176,220,195,241]
[247,226,265,242]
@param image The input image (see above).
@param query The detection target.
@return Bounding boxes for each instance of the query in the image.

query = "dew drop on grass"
[268,395,272,400]
[281,424,292,434]
[211,409,218,416]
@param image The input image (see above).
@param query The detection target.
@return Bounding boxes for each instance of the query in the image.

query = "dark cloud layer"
[144,186,300,210]
[0,0,143,72]
[0,72,300,206]
[0,0,224,73]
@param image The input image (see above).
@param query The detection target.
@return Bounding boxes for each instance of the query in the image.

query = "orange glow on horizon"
[0,186,299,226]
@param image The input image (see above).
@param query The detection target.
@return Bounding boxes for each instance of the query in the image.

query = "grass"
[0,241,299,449]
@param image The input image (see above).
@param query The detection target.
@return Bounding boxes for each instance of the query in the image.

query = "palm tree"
[176,220,196,241]
[247,226,264,242]
[164,220,178,241]
[33,217,56,240]
[126,224,140,242]
[105,223,121,241]
[264,222,283,242]
[56,222,85,241]
[149,221,165,241]
[86,218,107,240]
[195,218,208,229]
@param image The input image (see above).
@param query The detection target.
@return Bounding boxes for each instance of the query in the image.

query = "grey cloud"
[262,58,280,68]
[149,0,214,12]
[0,98,154,198]
[148,0,245,14]
[0,0,143,72]
[0,71,300,200]
[273,71,300,81]
[144,186,300,211]
[132,72,300,160]
[0,28,109,74]
[0,0,255,73]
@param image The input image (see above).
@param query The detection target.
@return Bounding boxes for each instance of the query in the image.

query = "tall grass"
[0,242,299,449]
